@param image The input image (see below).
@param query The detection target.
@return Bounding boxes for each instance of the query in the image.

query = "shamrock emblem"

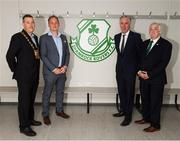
[88,24,99,35]
[88,24,99,46]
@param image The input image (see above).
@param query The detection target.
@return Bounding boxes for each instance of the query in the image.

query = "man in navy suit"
[40,15,70,125]
[113,16,142,126]
[135,23,172,132]
[6,14,42,136]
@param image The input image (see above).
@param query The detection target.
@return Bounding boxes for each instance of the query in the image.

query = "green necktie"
[146,40,153,55]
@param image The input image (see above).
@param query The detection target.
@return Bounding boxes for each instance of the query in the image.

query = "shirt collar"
[23,29,34,38]
[31,33,35,38]
[121,30,130,36]
[151,36,160,44]
[48,31,61,37]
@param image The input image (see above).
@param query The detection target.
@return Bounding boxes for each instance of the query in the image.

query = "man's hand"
[52,66,68,75]
[141,71,149,80]
[137,70,149,80]
[52,68,61,75]
[59,66,67,74]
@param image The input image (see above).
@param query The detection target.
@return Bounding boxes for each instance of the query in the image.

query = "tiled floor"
[0,104,180,140]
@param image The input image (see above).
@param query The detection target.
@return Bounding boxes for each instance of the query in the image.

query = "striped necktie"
[146,40,153,55]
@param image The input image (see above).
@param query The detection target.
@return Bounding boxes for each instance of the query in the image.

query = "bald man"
[135,23,172,132]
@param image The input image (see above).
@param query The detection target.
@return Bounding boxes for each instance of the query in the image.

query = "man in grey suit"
[40,15,70,125]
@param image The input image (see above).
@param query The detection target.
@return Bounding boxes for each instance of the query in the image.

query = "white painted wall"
[0,0,180,103]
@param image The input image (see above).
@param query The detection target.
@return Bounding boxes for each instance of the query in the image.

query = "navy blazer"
[114,31,142,79]
[6,30,40,82]
[40,33,70,75]
[139,37,172,84]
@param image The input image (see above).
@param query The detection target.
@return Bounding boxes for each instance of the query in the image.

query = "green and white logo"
[70,19,115,62]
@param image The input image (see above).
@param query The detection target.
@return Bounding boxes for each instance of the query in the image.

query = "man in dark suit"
[40,15,70,125]
[113,16,142,126]
[6,14,42,136]
[135,23,172,132]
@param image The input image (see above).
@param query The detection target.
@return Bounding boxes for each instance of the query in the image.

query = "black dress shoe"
[31,120,42,126]
[113,112,124,117]
[120,119,131,126]
[20,127,36,136]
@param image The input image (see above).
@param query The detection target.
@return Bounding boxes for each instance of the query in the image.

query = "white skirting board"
[0,91,179,104]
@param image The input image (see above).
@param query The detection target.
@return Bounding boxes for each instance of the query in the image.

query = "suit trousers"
[17,80,38,129]
[42,73,66,117]
[116,74,136,121]
[140,80,164,129]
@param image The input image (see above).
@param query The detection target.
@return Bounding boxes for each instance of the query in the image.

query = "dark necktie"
[31,35,37,46]
[146,40,153,55]
[121,34,125,53]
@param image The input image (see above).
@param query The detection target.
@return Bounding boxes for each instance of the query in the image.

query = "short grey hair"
[119,15,131,23]
[149,22,161,32]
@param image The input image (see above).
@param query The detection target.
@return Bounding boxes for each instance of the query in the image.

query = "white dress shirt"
[119,30,130,52]
[149,36,160,52]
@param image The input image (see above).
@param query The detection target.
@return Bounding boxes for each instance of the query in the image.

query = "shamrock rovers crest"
[70,19,115,62]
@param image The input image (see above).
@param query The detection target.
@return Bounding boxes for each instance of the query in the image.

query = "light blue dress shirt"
[48,31,63,67]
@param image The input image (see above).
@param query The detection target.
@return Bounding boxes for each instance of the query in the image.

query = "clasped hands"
[52,66,67,75]
[137,70,149,80]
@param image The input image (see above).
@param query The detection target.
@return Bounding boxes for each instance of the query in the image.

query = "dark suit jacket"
[40,33,70,75]
[139,37,172,84]
[114,31,142,80]
[6,30,40,83]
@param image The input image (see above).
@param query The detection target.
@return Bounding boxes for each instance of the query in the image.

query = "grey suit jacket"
[40,33,70,75]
